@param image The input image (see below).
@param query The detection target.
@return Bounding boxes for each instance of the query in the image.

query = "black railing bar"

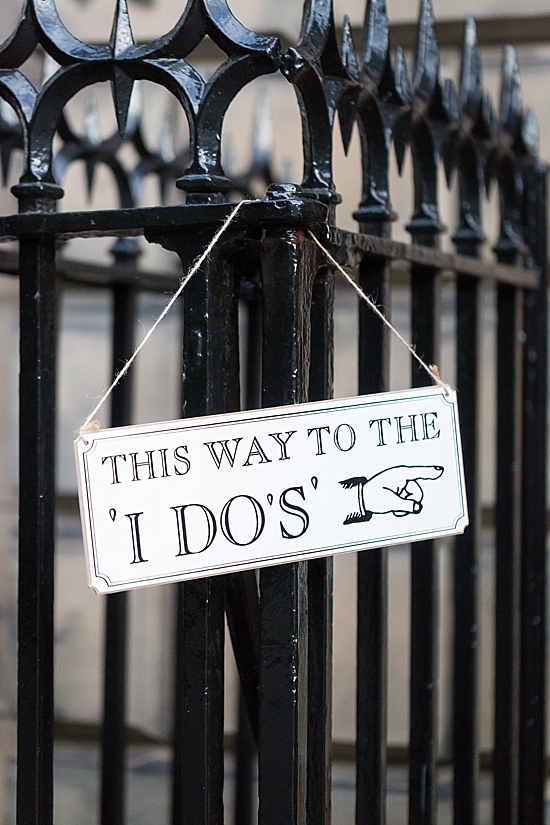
[328,229,540,288]
[0,199,328,243]
[0,235,539,291]
[0,248,182,291]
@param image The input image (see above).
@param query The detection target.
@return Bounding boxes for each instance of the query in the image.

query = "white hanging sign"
[75,385,468,594]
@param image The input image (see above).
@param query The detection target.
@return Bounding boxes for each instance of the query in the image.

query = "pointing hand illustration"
[339,465,444,524]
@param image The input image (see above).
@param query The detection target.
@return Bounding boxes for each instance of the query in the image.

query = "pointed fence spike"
[500,45,522,132]
[460,16,482,118]
[109,0,135,135]
[443,78,459,123]
[413,0,439,105]
[110,0,135,58]
[341,15,359,81]
[84,157,96,202]
[362,0,389,84]
[297,0,333,63]
[111,68,135,137]
[393,112,410,175]
[125,80,143,136]
[338,91,356,156]
[441,131,457,188]
[394,47,412,106]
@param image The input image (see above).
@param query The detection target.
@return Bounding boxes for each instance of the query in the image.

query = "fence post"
[518,161,548,825]
[150,229,242,825]
[13,180,63,825]
[258,192,316,825]
[100,241,139,825]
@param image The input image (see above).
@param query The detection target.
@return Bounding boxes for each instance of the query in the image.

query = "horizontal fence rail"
[0,1,547,825]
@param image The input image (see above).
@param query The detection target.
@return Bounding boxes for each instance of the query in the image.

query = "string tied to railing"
[78,200,250,440]
[79,199,451,441]
[307,231,450,395]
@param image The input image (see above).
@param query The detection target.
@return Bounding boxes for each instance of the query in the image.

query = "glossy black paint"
[258,220,316,825]
[17,236,57,825]
[354,9,394,814]
[409,263,440,825]
[407,7,443,824]
[100,255,137,825]
[356,245,390,825]
[518,163,547,825]
[450,20,484,825]
[0,2,546,825]
[308,264,335,825]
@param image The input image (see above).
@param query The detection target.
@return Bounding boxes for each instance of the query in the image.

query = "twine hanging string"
[79,201,450,439]
[79,199,249,438]
[308,231,449,394]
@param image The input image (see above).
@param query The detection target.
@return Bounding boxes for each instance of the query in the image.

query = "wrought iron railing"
[0,1,547,824]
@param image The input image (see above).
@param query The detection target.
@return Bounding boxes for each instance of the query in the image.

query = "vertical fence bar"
[226,565,260,825]
[452,274,480,825]
[517,162,548,825]
[225,569,260,742]
[307,266,334,825]
[306,556,333,825]
[245,291,263,412]
[452,275,480,825]
[16,233,57,825]
[452,162,483,824]
[172,576,225,825]
[162,234,241,825]
[409,260,440,825]
[356,248,390,825]
[234,690,256,825]
[228,283,264,825]
[493,281,523,825]
[100,277,136,825]
[258,221,314,825]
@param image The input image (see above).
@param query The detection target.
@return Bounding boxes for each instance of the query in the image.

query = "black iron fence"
[0,0,547,824]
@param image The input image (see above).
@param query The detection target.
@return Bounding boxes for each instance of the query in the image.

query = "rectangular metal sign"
[75,386,468,594]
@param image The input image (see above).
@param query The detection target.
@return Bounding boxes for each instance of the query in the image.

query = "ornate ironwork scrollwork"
[0,0,542,261]
[0,0,281,208]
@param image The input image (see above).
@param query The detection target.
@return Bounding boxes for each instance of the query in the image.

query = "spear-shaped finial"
[393,48,412,174]
[110,0,135,136]
[499,45,522,136]
[413,0,439,106]
[296,0,333,65]
[111,0,134,58]
[362,0,389,86]
[460,16,482,120]
[338,16,359,155]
